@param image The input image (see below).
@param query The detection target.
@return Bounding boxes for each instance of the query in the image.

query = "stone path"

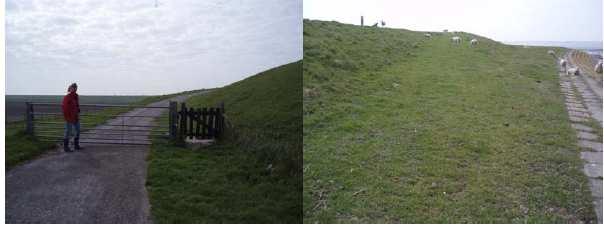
[5,94,193,223]
[558,53,603,223]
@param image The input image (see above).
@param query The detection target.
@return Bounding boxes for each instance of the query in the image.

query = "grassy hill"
[303,20,596,223]
[146,61,302,223]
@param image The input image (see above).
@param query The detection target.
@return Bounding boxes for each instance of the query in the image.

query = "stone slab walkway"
[558,55,603,223]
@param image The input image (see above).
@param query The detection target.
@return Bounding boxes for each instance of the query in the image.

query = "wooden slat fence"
[178,102,225,140]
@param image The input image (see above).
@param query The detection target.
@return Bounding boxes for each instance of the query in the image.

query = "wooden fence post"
[201,107,208,139]
[187,107,193,139]
[25,102,34,135]
[180,102,187,140]
[194,108,201,139]
[218,101,225,138]
[208,108,215,138]
[173,102,227,141]
[168,101,177,140]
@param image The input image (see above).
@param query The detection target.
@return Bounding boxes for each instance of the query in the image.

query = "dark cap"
[67,83,78,92]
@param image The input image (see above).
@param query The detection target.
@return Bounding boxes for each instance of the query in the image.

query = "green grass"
[146,61,302,223]
[4,91,199,169]
[303,20,596,223]
[5,122,57,169]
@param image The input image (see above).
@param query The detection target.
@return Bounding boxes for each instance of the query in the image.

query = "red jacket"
[62,92,80,123]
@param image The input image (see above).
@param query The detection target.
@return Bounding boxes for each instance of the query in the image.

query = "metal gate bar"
[26,102,176,146]
[35,130,165,135]
[33,112,170,118]
[36,122,160,128]
[30,103,170,109]
[36,133,167,138]
[37,140,151,146]
[78,141,151,145]
[34,135,153,141]
[81,128,168,132]
[32,126,168,133]
[35,132,166,137]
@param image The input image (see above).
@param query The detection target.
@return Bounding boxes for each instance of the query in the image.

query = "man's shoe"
[74,138,84,150]
[63,139,73,152]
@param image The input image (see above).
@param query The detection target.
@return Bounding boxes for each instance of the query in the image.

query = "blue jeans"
[64,121,80,140]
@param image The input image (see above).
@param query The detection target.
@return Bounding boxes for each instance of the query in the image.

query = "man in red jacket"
[62,83,83,152]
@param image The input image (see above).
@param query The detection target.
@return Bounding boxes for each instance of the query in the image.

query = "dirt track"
[5,95,192,223]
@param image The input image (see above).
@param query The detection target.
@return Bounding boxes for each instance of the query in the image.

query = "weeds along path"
[5,95,192,224]
[303,20,596,223]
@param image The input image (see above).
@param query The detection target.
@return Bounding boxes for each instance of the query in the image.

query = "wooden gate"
[177,102,225,140]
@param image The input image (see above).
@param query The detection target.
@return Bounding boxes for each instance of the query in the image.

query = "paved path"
[5,95,192,223]
[559,52,602,223]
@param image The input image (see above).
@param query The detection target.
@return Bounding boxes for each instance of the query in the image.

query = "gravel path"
[559,52,602,223]
[5,94,192,223]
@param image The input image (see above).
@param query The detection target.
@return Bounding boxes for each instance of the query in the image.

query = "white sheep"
[547,50,558,59]
[567,67,580,76]
[451,36,461,44]
[559,59,567,71]
[470,38,478,46]
[425,33,432,38]
[595,60,603,73]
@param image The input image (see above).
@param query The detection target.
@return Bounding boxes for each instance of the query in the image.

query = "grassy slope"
[146,61,302,223]
[4,92,196,169]
[303,20,596,223]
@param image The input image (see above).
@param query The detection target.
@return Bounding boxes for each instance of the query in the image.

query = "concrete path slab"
[572,123,595,132]
[578,140,603,152]
[577,131,599,141]
[570,123,595,132]
[584,163,603,178]
[581,152,603,165]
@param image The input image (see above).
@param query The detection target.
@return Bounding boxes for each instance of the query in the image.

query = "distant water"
[504,41,603,60]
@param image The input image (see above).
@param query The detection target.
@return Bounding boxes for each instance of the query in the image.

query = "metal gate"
[25,102,178,145]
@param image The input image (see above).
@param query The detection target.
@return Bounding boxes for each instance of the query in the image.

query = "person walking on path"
[62,83,83,152]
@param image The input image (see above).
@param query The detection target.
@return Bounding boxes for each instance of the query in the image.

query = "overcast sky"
[6,0,302,95]
[304,0,602,43]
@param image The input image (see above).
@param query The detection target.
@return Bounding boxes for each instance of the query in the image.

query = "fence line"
[25,100,226,145]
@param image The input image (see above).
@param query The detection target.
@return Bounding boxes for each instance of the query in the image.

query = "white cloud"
[7,0,302,95]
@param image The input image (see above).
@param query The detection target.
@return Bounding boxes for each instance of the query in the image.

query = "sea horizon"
[503,40,603,50]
